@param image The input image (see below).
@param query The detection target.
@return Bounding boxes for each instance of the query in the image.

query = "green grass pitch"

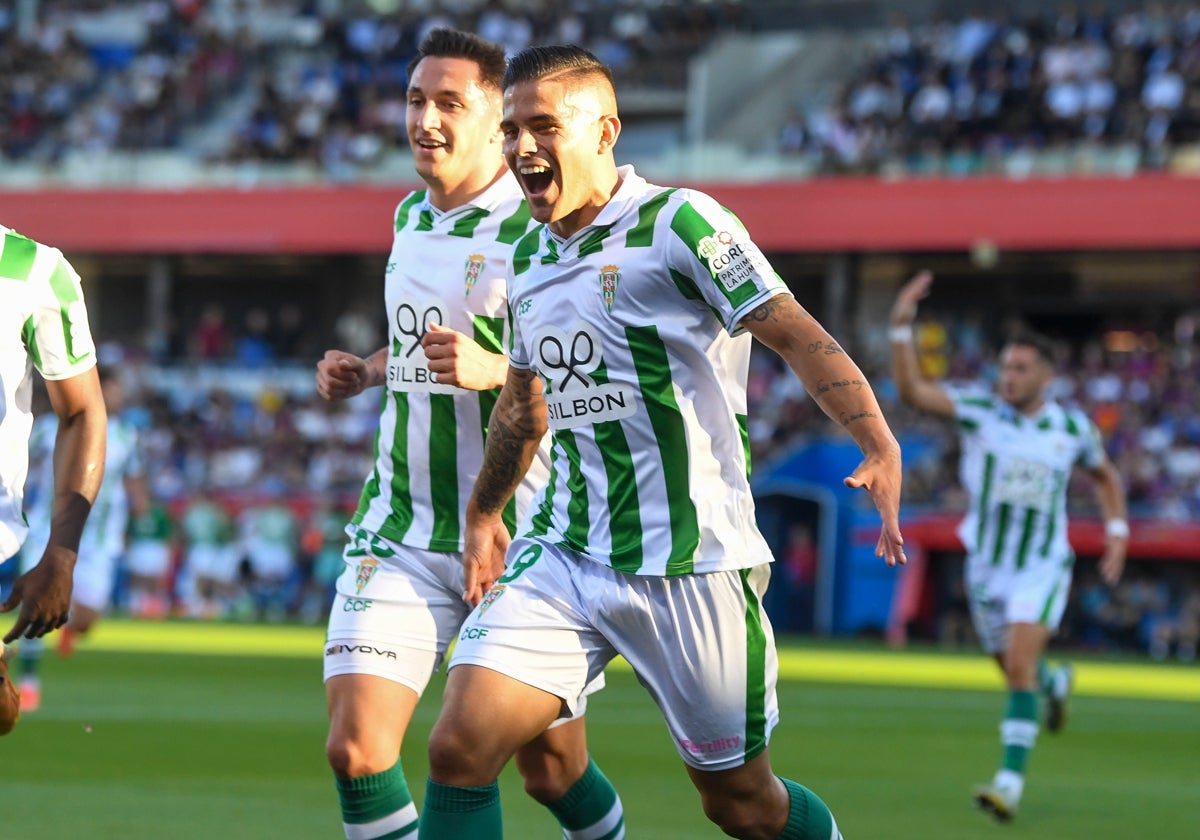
[1,620,1196,839]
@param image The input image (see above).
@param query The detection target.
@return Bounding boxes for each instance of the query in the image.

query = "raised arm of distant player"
[421,323,509,391]
[461,366,548,605]
[743,294,906,567]
[1086,457,1128,587]
[889,270,956,419]
[2,367,107,642]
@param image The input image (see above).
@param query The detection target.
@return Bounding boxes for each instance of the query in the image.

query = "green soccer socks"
[778,778,843,840]
[417,779,502,839]
[336,761,418,839]
[546,758,626,839]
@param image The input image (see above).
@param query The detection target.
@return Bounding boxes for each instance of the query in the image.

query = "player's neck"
[426,166,507,212]
[548,166,623,239]
[1007,395,1046,417]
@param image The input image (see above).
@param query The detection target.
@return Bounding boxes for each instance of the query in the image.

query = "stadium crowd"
[0,0,744,173]
[784,2,1200,173]
[4,1,1200,175]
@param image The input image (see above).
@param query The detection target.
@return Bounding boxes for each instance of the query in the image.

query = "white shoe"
[973,781,1020,822]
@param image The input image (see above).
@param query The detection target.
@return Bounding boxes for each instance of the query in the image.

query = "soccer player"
[0,224,107,734]
[317,30,624,840]
[889,270,1128,822]
[418,45,905,840]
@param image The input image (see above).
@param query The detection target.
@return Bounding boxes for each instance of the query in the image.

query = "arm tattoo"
[474,418,530,515]
[745,296,788,323]
[839,409,879,427]
[474,370,546,516]
[807,340,845,356]
[815,378,866,395]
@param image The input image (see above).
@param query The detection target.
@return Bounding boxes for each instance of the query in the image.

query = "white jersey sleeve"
[663,189,791,335]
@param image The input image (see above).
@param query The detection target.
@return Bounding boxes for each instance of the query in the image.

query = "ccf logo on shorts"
[355,557,379,594]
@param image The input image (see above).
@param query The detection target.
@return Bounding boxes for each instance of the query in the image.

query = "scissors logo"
[394,303,444,357]
[538,330,596,391]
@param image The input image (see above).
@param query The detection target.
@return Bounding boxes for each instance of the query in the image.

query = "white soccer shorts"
[966,552,1073,654]
[449,536,780,771]
[324,529,470,694]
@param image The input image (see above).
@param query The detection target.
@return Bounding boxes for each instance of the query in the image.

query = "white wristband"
[1105,519,1130,539]
[888,325,914,343]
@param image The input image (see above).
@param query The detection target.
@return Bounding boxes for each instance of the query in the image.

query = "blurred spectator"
[178,487,240,618]
[236,499,301,622]
[190,304,230,359]
[123,480,177,619]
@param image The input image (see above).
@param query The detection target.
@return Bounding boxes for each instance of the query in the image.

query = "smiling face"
[406,55,504,208]
[501,72,621,238]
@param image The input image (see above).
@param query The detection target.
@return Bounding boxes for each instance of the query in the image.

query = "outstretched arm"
[889,271,956,419]
[1086,458,1128,586]
[2,368,107,642]
[462,366,548,604]
[743,295,905,566]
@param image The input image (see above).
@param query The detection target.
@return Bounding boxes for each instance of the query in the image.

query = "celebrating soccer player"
[417,44,905,840]
[889,270,1128,822]
[315,30,623,840]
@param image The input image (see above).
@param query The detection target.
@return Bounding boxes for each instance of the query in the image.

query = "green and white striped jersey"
[951,389,1106,568]
[85,416,142,554]
[352,174,547,552]
[507,166,791,576]
[25,413,142,556]
[0,226,97,558]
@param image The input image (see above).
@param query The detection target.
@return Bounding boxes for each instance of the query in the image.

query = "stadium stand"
[3,0,1199,183]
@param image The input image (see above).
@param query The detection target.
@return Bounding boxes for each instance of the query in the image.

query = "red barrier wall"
[3,175,1199,254]
[900,512,1200,561]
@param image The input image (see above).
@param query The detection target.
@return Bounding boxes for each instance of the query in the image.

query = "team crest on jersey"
[464,254,485,296]
[355,557,379,593]
[477,583,506,615]
[599,265,621,312]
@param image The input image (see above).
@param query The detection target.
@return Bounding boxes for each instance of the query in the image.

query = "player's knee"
[697,771,786,839]
[518,758,569,805]
[427,721,491,784]
[325,732,394,778]
[700,795,766,838]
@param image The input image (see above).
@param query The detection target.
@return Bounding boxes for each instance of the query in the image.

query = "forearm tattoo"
[807,340,845,356]
[839,409,879,427]
[474,418,532,515]
[475,371,545,516]
[815,378,866,395]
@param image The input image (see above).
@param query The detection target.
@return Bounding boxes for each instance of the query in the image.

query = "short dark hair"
[1003,329,1057,366]
[502,44,615,95]
[407,28,507,91]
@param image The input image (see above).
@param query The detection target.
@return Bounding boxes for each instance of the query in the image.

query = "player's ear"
[598,114,621,155]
